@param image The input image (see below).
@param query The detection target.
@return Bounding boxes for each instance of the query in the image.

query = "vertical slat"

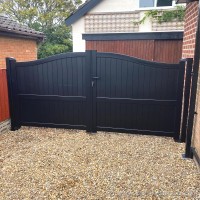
[72,57,78,96]
[38,64,43,95]
[121,60,127,98]
[33,64,38,94]
[47,62,51,96]
[116,59,121,97]
[138,66,144,98]
[68,58,73,95]
[181,58,193,142]
[57,59,63,96]
[131,63,137,98]
[63,58,68,96]
[52,60,58,95]
[110,59,117,97]
[77,57,83,96]
[85,50,94,132]
[91,50,97,132]
[127,62,133,98]
[57,58,62,122]
[82,57,86,96]
[47,62,53,95]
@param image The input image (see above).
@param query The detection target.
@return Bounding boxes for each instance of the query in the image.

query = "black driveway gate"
[6,51,186,138]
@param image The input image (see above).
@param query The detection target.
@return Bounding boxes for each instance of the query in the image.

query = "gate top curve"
[15,52,86,67]
[97,52,180,68]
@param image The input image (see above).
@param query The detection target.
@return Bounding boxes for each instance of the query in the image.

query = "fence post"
[180,58,193,142]
[6,57,20,131]
[174,60,186,141]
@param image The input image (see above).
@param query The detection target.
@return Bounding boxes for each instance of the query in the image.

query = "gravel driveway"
[0,127,200,199]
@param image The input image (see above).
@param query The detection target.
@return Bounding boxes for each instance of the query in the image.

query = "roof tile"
[0,15,45,40]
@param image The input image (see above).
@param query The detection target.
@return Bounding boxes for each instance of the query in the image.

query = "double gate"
[6,51,186,138]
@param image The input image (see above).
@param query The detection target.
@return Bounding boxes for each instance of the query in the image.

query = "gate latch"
[91,77,100,87]
[92,77,100,80]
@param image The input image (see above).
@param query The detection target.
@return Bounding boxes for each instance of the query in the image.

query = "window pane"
[139,0,154,8]
[157,0,172,7]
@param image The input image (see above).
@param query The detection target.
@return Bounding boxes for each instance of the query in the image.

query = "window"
[157,0,173,7]
[140,0,154,7]
[139,0,173,8]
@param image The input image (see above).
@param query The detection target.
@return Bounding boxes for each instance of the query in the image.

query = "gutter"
[0,28,45,43]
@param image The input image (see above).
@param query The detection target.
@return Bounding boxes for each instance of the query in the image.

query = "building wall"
[88,0,178,14]
[86,39,183,63]
[89,0,138,13]
[71,0,184,52]
[182,2,199,58]
[181,1,200,163]
[0,36,37,69]
[72,18,85,52]
[0,36,38,129]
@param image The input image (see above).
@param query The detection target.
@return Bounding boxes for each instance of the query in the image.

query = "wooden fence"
[0,69,9,122]
[86,40,183,64]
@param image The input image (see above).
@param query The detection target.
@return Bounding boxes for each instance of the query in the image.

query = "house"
[66,0,185,63]
[176,0,200,168]
[0,15,44,133]
[0,15,44,69]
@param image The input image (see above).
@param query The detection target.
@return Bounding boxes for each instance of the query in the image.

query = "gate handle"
[92,77,100,80]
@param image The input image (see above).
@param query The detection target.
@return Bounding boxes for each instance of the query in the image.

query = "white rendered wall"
[139,11,152,32]
[89,0,138,13]
[72,18,85,52]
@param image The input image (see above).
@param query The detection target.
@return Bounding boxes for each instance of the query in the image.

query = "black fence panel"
[6,51,186,138]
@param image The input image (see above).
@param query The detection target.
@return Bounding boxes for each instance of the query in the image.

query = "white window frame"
[138,0,176,10]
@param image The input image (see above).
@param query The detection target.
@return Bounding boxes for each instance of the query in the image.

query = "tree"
[0,0,82,58]
[38,24,73,58]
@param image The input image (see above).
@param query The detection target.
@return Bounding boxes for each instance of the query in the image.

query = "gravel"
[0,127,200,199]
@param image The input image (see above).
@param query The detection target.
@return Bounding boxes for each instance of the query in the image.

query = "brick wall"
[182,2,199,59]
[0,35,38,127]
[0,36,37,69]
[182,1,200,163]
